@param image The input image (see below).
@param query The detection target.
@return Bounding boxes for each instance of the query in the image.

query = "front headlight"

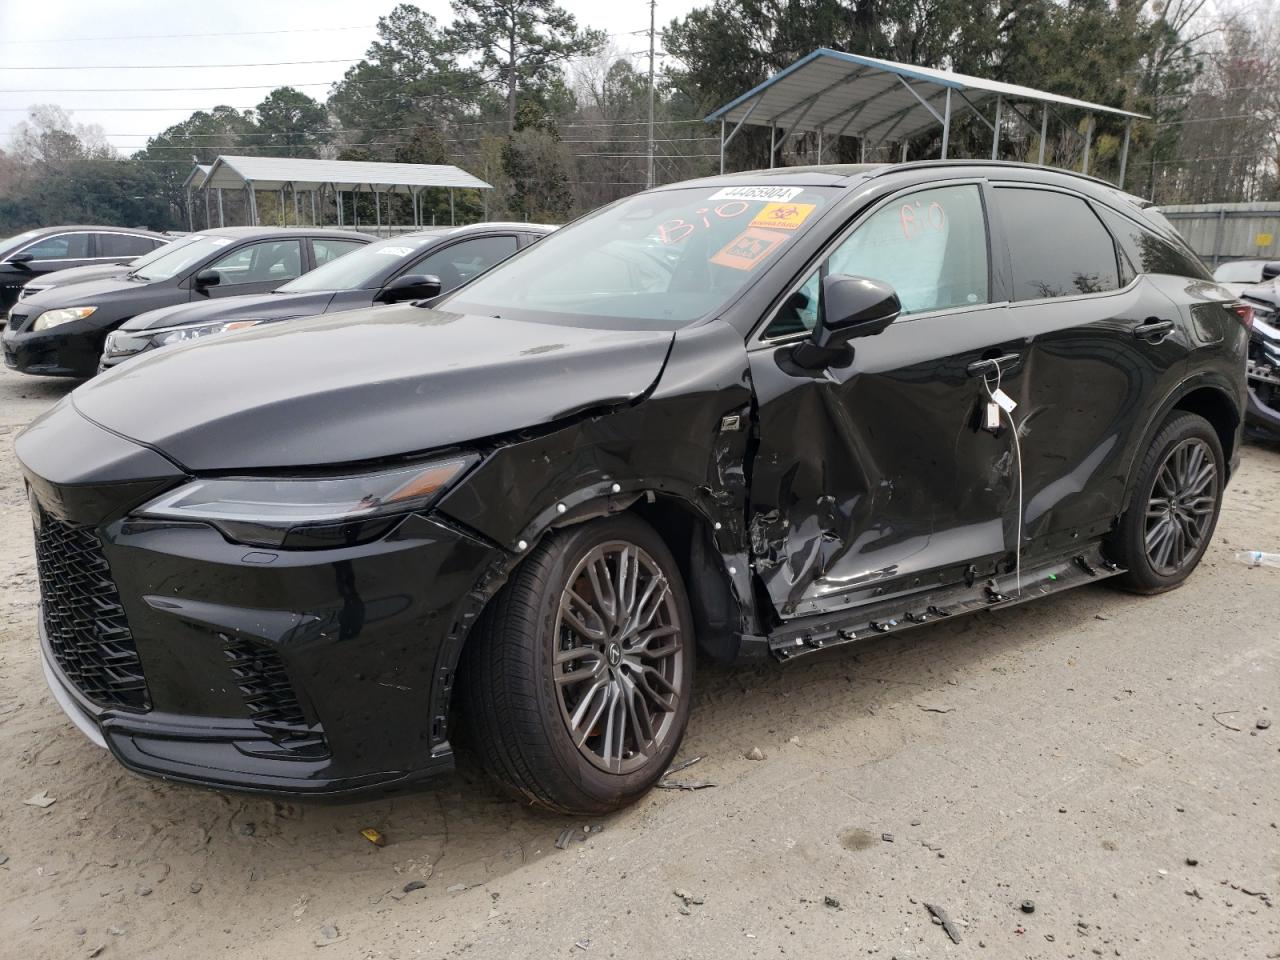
[151,318,264,347]
[33,306,96,331]
[135,455,477,547]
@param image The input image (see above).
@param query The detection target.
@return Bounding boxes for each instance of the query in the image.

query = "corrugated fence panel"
[1159,202,1280,266]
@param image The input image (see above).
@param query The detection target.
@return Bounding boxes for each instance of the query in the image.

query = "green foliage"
[253,87,330,158]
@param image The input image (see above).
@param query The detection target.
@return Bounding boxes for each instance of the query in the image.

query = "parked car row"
[3,223,552,377]
[14,161,1251,815]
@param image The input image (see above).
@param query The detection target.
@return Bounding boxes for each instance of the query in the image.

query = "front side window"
[207,239,302,285]
[766,184,989,338]
[412,235,518,292]
[447,185,842,330]
[996,188,1120,300]
[98,233,160,258]
[20,233,90,260]
[312,238,365,266]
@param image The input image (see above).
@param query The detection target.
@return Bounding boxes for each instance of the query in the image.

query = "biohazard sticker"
[749,202,817,232]
[710,227,789,271]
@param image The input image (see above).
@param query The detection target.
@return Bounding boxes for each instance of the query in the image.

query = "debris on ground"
[359,828,385,847]
[674,888,705,909]
[555,828,576,850]
[824,895,842,909]
[1212,711,1242,731]
[189,881,202,894]
[315,925,346,948]
[402,880,426,894]
[1258,718,1272,731]
[745,747,765,761]
[446,883,467,894]
[1186,888,1203,899]
[663,756,703,776]
[924,902,962,943]
[573,939,590,950]
[22,790,56,808]
[238,823,255,837]
[1186,857,1199,867]
[881,833,894,843]
[1020,900,1036,914]
[87,945,105,958]
[918,704,955,714]
[0,853,8,865]
[656,779,715,791]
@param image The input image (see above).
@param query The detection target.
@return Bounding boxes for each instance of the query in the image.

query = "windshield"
[279,233,440,293]
[446,185,841,329]
[1213,261,1265,284]
[132,233,240,282]
[129,234,196,268]
[1,230,42,257]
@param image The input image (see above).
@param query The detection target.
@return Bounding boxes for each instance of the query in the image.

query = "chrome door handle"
[966,354,1020,377]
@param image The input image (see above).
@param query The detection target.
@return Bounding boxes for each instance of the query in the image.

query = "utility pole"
[646,0,656,189]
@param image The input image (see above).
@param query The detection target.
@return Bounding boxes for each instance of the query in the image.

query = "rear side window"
[1095,206,1212,281]
[98,233,160,258]
[995,188,1119,300]
[312,238,365,266]
[20,232,90,260]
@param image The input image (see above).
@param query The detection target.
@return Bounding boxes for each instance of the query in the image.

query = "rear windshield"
[446,185,841,329]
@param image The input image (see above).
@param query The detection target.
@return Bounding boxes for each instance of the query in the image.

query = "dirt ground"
[1,364,1277,960]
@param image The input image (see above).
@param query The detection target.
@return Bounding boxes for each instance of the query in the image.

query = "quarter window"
[207,239,303,285]
[766,184,989,338]
[995,188,1119,300]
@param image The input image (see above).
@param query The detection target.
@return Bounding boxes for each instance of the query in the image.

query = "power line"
[0,25,376,44]
[0,59,361,71]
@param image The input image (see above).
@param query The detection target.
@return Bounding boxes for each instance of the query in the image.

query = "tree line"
[0,0,1276,235]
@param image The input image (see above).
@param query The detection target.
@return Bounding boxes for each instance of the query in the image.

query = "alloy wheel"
[1144,437,1218,576]
[553,540,684,774]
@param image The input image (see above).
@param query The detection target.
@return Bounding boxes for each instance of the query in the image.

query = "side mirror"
[193,269,221,289]
[377,273,442,304]
[789,275,900,370]
[8,252,34,269]
[1262,261,1280,282]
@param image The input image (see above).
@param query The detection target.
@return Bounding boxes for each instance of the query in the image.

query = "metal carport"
[182,163,212,231]
[707,48,1148,188]
[200,155,493,232]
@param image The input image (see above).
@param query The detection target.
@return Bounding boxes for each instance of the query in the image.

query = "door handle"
[966,353,1020,378]
[1134,318,1175,342]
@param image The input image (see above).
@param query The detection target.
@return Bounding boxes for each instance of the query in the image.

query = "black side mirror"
[790,275,900,369]
[8,252,34,269]
[377,273,443,304]
[1262,261,1280,282]
[193,269,221,289]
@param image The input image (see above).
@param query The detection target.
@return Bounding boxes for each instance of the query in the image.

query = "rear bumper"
[1246,383,1280,437]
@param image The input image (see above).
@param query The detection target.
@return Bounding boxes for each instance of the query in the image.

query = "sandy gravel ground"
[1,364,1277,960]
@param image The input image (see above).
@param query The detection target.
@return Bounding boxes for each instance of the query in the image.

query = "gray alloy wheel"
[1143,437,1219,576]
[553,541,685,775]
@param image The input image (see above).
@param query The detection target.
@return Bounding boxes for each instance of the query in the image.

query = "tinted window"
[98,233,160,258]
[280,233,440,293]
[413,235,518,292]
[207,239,303,286]
[20,232,91,260]
[996,188,1119,300]
[1096,206,1213,281]
[312,238,365,266]
[766,184,989,338]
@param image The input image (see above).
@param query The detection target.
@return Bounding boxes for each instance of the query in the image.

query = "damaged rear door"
[746,180,1025,620]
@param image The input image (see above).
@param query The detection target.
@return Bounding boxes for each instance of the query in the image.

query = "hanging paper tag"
[985,402,1001,431]
[990,388,1017,413]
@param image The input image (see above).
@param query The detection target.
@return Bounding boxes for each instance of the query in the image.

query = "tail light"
[1232,302,1254,331]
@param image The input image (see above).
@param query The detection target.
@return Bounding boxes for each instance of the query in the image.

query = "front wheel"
[460,514,694,814]
[1109,411,1224,594]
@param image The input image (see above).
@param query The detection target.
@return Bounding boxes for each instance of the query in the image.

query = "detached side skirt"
[768,542,1122,661]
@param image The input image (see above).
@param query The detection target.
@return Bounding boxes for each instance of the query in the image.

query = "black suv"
[17,162,1246,814]
[100,222,554,369]
[1,226,170,314]
[3,226,368,377]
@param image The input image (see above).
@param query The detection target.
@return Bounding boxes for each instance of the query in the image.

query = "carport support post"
[216,188,224,228]
[310,189,317,225]
[185,189,194,231]
[719,119,726,173]
[1038,105,1048,165]
[769,123,776,168]
[1118,118,1132,189]
[292,183,300,226]
[246,182,258,226]
[375,190,381,233]
[940,88,952,159]
[449,188,455,226]
[1081,114,1094,175]
[991,95,1002,159]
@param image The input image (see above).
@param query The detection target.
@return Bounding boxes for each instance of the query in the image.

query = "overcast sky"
[0,0,702,156]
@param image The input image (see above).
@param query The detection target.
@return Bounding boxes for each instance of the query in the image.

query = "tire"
[460,513,695,814]
[1109,411,1224,594]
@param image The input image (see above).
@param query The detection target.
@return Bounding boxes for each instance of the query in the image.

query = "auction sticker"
[708,185,805,203]
[750,202,816,232]
[710,227,789,271]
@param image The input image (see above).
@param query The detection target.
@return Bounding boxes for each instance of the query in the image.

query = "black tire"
[460,513,695,814]
[1109,411,1224,594]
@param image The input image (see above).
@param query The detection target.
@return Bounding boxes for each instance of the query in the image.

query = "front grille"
[34,509,149,710]
[223,637,324,750]
[8,309,27,331]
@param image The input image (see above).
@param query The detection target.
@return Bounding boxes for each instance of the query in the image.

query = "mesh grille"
[223,637,323,748]
[35,509,149,710]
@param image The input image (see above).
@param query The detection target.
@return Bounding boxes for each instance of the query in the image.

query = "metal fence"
[1158,202,1280,267]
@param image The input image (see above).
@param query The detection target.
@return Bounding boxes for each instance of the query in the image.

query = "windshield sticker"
[378,246,414,256]
[710,227,789,271]
[708,185,805,203]
[750,202,817,232]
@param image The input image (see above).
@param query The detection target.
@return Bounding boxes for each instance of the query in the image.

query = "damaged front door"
[747,181,1025,620]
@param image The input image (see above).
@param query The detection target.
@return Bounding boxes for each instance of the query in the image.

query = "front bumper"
[3,323,104,378]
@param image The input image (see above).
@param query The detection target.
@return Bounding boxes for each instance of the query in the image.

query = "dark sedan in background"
[101,222,554,369]
[3,226,368,377]
[1,226,170,314]
[15,233,196,304]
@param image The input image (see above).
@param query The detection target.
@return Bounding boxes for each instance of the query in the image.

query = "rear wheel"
[461,514,694,813]
[1109,411,1223,594]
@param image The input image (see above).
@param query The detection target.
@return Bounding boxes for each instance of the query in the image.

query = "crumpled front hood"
[119,291,337,331]
[73,304,675,471]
